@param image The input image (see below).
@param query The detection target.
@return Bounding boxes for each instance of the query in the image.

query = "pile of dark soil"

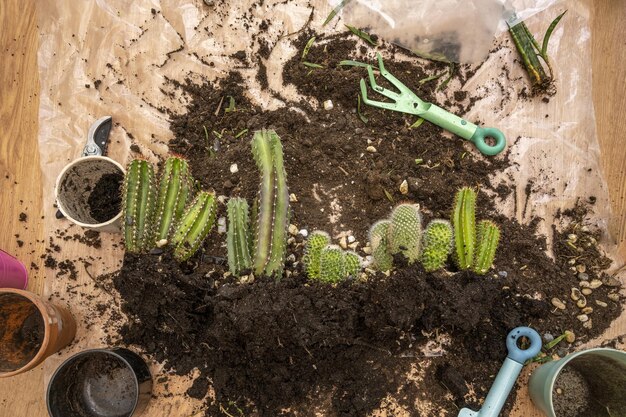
[109,33,623,416]
[88,173,123,222]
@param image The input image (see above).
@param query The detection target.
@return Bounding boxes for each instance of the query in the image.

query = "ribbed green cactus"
[251,130,290,278]
[344,251,362,278]
[388,203,422,264]
[319,245,345,283]
[421,220,453,272]
[153,156,194,247]
[452,187,476,270]
[303,230,331,279]
[473,220,500,275]
[227,198,252,276]
[170,191,217,262]
[369,220,393,271]
[123,159,156,253]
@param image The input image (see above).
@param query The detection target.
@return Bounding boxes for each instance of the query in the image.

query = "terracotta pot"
[0,289,76,377]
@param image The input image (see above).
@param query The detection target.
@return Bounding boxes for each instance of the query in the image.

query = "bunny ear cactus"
[303,230,331,279]
[153,156,194,247]
[369,220,393,271]
[473,220,500,275]
[319,245,345,283]
[344,251,362,278]
[227,197,252,276]
[251,130,290,278]
[452,187,476,270]
[123,159,157,253]
[388,203,423,264]
[170,191,217,262]
[421,220,453,272]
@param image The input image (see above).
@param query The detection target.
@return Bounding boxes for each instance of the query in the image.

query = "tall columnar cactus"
[170,191,217,262]
[251,130,290,278]
[388,203,423,264]
[369,220,393,271]
[303,230,331,279]
[123,159,156,253]
[452,187,476,270]
[153,156,194,247]
[344,251,362,278]
[473,220,500,275]
[226,197,252,276]
[319,245,345,283]
[421,220,453,272]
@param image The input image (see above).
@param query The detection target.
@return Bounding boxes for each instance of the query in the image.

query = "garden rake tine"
[365,64,401,101]
[360,78,402,111]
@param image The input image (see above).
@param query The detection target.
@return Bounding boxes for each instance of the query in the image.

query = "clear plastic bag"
[330,0,558,63]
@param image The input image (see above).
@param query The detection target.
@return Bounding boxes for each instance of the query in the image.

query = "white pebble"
[323,100,334,110]
[595,300,608,308]
[399,179,409,195]
[366,146,377,153]
[298,229,308,237]
[217,217,227,234]
[339,236,348,249]
[230,163,239,174]
[589,279,603,289]
[576,314,589,322]
[288,224,298,236]
[608,293,620,302]
[362,245,372,255]
[551,298,566,310]
[347,235,356,243]
[289,193,298,203]
[156,239,168,248]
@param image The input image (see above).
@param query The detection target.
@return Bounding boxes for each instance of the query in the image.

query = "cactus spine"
[473,220,500,275]
[153,156,194,246]
[171,191,217,262]
[389,203,422,263]
[369,220,392,271]
[319,245,345,283]
[227,198,252,276]
[303,230,331,279]
[123,159,156,253]
[452,187,476,270]
[344,251,362,278]
[251,130,290,278]
[421,220,453,272]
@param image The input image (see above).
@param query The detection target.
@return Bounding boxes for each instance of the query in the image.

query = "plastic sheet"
[331,0,558,63]
[35,0,622,415]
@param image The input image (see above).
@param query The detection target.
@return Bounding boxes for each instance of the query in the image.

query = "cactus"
[421,220,453,272]
[388,203,422,264]
[170,191,217,262]
[452,187,476,270]
[344,251,362,278]
[123,159,156,253]
[319,245,345,283]
[227,198,252,276]
[303,230,331,279]
[251,130,290,278]
[369,220,393,271]
[153,156,194,247]
[473,220,500,275]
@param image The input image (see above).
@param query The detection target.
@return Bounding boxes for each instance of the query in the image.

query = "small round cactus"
[344,251,362,278]
[319,245,345,283]
[369,220,393,271]
[421,220,453,272]
[389,203,423,264]
[303,230,331,279]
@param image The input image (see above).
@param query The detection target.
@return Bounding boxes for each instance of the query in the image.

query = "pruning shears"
[458,327,542,417]
[359,54,507,156]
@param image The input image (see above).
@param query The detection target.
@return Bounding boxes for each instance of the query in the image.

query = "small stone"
[298,229,308,237]
[603,276,621,287]
[576,314,589,322]
[543,333,555,343]
[229,163,239,174]
[579,280,591,288]
[323,100,334,110]
[595,300,608,308]
[366,146,377,153]
[581,288,593,296]
[348,242,359,250]
[498,271,508,278]
[581,306,593,314]
[551,298,566,310]
[399,180,409,195]
[217,217,227,234]
[217,195,227,204]
[556,388,563,395]
[576,264,586,273]
[362,245,372,255]
[287,237,296,245]
[286,253,296,263]
[289,193,298,203]
[339,236,348,249]
[608,293,620,302]
[589,279,603,289]
[203,0,214,5]
[156,238,168,248]
[570,288,581,301]
[583,319,593,329]
[564,330,575,343]
[576,296,587,308]
[578,272,589,281]
[568,234,577,242]
[288,224,298,236]
[347,235,356,243]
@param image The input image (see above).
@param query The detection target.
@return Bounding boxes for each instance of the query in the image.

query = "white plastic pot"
[54,156,125,233]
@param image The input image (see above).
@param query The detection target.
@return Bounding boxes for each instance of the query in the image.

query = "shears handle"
[421,103,506,156]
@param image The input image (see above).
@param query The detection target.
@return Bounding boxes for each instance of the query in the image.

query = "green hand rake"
[359,54,506,156]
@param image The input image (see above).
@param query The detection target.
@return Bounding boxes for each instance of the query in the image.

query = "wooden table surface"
[1,1,624,416]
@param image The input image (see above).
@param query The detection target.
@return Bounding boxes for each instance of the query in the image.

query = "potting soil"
[87,173,123,223]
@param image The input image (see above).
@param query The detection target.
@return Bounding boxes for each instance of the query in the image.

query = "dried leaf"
[302,36,316,60]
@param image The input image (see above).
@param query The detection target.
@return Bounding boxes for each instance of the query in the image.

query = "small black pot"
[47,348,152,417]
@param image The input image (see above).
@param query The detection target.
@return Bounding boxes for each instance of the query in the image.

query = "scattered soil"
[552,366,592,417]
[108,34,623,417]
[88,173,123,222]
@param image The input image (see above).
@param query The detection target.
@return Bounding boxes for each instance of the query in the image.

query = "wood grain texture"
[0,0,623,416]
